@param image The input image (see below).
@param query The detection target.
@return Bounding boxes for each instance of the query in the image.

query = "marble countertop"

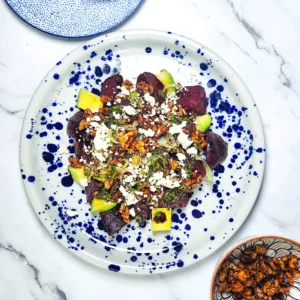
[1,0,300,299]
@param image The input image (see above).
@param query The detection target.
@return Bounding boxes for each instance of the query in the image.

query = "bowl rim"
[210,235,300,299]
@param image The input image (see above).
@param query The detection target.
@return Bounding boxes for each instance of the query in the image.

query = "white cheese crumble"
[90,121,100,129]
[92,115,101,121]
[119,185,139,206]
[144,93,155,106]
[169,121,187,135]
[187,147,197,155]
[176,153,186,161]
[138,128,155,137]
[94,123,110,151]
[123,105,136,115]
[181,168,188,179]
[112,112,121,119]
[66,209,78,217]
[94,152,106,162]
[58,144,69,155]
[129,208,136,217]
[80,178,88,187]
[121,86,130,95]
[178,132,193,149]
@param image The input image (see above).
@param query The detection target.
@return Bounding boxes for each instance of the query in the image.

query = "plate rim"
[19,29,266,274]
[5,0,144,38]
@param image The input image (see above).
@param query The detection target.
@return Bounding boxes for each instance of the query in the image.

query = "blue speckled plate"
[20,30,266,274]
[5,0,143,38]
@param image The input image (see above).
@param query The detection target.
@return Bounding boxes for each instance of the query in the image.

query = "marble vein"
[225,0,270,54]
[0,243,67,300]
[219,32,257,64]
[0,103,25,119]
[225,0,300,98]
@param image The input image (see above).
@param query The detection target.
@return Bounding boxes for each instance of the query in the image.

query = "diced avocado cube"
[152,208,172,231]
[77,88,103,111]
[91,198,117,214]
[68,166,87,185]
[156,69,176,95]
[195,114,212,132]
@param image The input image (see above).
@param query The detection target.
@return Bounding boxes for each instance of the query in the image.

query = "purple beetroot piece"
[158,190,189,209]
[177,85,207,115]
[205,132,228,169]
[100,206,126,236]
[67,111,84,138]
[100,74,123,98]
[137,72,165,104]
[134,202,151,227]
[85,179,104,204]
[193,160,206,178]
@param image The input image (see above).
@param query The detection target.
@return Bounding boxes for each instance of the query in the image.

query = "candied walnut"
[118,131,135,150]
[154,124,169,138]
[135,140,146,154]
[240,250,258,265]
[231,281,244,293]
[83,108,93,118]
[169,159,178,170]
[122,79,134,90]
[136,81,154,94]
[110,190,121,203]
[118,203,130,223]
[293,269,300,278]
[237,270,251,283]
[79,119,90,130]
[104,179,114,190]
[68,157,83,168]
[285,272,294,285]
[217,281,231,293]
[110,158,121,165]
[255,244,267,256]
[100,95,111,103]
[288,255,298,269]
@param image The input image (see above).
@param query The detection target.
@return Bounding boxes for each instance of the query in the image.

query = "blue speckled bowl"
[211,236,300,300]
[19,30,266,274]
[5,0,143,38]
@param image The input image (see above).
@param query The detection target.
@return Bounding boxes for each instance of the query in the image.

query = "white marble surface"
[1,0,300,299]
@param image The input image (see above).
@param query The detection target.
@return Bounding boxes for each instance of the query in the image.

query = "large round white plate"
[20,30,265,274]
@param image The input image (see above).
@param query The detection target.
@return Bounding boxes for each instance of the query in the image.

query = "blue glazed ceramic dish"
[19,30,266,274]
[5,0,143,38]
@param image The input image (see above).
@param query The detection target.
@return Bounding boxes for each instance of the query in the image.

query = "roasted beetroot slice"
[100,74,123,98]
[205,132,228,169]
[158,190,189,208]
[85,179,103,204]
[100,206,126,236]
[74,140,93,163]
[134,202,151,227]
[136,72,165,104]
[193,160,206,178]
[67,111,85,138]
[177,85,207,115]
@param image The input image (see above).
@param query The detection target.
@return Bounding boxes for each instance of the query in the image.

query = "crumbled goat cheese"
[59,144,69,154]
[181,168,188,179]
[80,178,88,187]
[92,115,101,121]
[94,152,106,162]
[178,132,193,149]
[176,153,186,161]
[138,128,154,137]
[123,105,136,115]
[94,123,110,151]
[129,208,136,217]
[121,86,130,95]
[144,93,155,106]
[119,186,139,206]
[113,112,121,119]
[187,147,197,155]
[169,121,187,135]
[66,209,78,217]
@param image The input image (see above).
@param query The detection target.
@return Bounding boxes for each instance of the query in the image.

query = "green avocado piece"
[77,88,103,111]
[156,69,176,95]
[91,198,117,214]
[195,114,212,132]
[68,166,87,185]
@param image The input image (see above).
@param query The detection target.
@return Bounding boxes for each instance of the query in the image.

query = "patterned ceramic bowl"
[211,236,300,300]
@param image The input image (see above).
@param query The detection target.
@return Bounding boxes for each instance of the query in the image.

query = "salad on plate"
[67,69,228,235]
